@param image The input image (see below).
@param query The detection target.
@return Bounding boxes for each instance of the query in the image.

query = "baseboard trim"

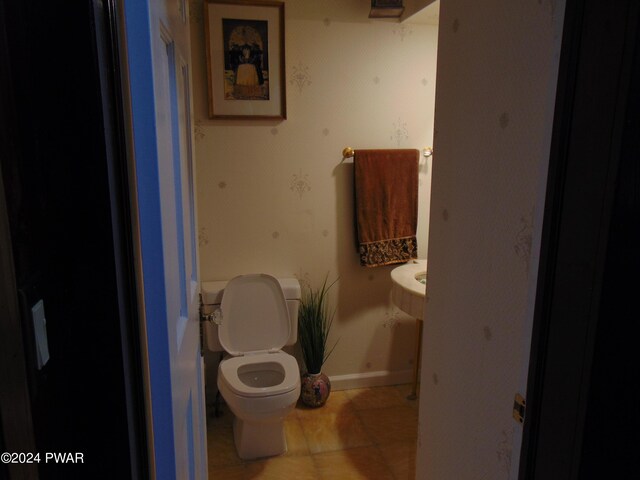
[329,369,414,391]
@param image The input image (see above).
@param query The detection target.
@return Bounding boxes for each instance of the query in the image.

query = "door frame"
[115,0,172,475]
[93,0,152,478]
[519,0,640,478]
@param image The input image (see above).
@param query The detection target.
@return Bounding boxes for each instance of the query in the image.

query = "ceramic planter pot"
[300,372,331,408]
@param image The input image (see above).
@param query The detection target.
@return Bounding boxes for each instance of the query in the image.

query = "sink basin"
[390,259,427,318]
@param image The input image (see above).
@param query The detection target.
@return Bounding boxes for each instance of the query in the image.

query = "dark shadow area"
[1,1,146,478]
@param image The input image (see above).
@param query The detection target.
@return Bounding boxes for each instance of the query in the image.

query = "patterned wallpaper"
[417,0,565,479]
[189,0,438,380]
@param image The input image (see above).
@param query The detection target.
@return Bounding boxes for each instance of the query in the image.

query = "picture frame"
[204,0,286,119]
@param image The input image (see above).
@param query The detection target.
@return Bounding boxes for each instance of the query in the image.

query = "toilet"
[201,274,301,459]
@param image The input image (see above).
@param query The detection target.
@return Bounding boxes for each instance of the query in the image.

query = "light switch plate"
[32,299,50,369]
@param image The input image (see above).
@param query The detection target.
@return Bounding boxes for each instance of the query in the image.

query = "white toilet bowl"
[206,274,301,460]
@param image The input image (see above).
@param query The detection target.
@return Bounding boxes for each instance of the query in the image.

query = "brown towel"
[354,149,419,267]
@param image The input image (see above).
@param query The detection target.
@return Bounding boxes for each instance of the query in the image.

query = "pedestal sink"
[390,259,427,318]
[390,259,427,400]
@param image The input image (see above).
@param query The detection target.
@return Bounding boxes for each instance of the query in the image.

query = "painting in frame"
[204,0,286,119]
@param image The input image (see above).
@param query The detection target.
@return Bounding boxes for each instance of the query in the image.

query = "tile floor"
[206,384,419,479]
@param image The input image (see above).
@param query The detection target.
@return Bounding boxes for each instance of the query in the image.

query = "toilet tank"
[201,277,301,353]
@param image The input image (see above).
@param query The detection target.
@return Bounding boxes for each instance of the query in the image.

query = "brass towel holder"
[342,147,433,159]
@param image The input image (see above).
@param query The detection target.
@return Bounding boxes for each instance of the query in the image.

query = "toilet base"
[233,416,287,460]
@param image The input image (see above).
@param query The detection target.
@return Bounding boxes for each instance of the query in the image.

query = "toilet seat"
[219,351,299,398]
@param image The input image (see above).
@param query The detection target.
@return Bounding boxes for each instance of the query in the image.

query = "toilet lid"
[219,274,290,355]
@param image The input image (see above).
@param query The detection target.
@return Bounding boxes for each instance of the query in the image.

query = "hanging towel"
[354,149,419,267]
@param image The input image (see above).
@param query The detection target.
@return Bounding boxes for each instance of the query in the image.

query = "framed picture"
[204,0,286,119]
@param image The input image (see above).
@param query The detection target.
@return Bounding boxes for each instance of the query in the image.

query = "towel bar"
[342,147,433,159]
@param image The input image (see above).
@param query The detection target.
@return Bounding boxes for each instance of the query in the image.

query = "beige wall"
[190,0,438,386]
[417,0,565,478]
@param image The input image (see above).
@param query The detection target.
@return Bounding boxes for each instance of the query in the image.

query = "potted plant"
[298,275,338,408]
